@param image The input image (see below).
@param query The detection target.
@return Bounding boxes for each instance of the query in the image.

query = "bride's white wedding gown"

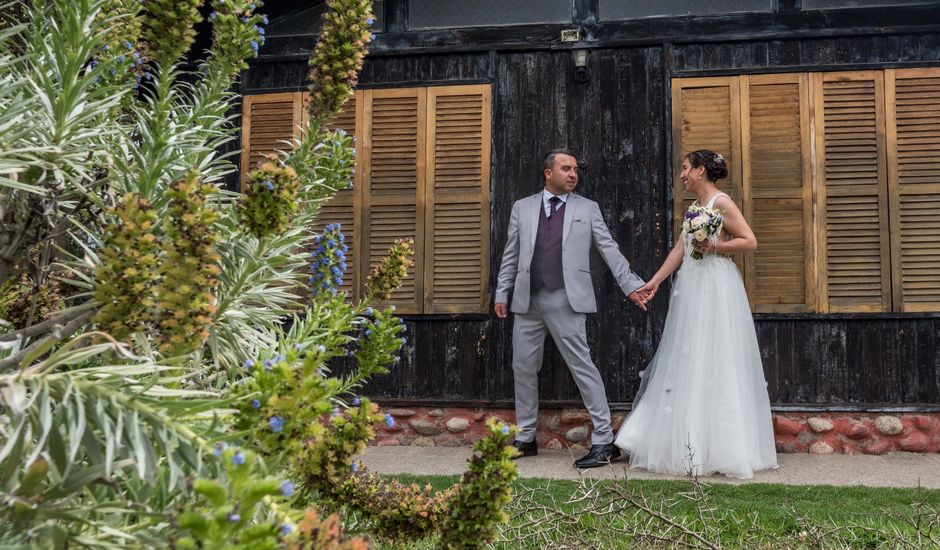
[615,193,777,479]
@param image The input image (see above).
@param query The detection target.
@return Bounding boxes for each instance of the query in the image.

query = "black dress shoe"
[574,443,621,468]
[509,439,538,459]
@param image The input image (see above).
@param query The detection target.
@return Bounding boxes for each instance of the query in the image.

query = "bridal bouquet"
[682,205,724,260]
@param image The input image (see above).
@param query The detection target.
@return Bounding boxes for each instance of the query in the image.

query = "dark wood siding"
[243,13,940,409]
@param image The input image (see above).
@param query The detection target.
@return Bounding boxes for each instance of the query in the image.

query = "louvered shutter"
[240,92,304,188]
[307,96,359,298]
[424,85,491,313]
[671,78,743,230]
[885,68,940,312]
[813,72,892,312]
[741,74,815,312]
[359,89,425,313]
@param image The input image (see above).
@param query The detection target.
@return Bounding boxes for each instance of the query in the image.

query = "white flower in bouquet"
[682,204,724,260]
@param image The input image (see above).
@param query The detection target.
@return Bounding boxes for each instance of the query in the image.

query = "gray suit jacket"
[495,192,645,314]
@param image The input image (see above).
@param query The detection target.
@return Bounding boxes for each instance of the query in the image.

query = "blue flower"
[366,16,375,25]
[116,55,125,63]
[327,239,336,247]
[331,266,341,276]
[109,68,117,75]
[341,244,349,253]
[352,462,360,473]
[294,343,304,351]
[209,11,217,20]
[334,250,344,258]
[280,523,292,536]
[339,262,347,271]
[384,413,395,428]
[365,307,373,316]
[257,26,265,36]
[101,44,109,51]
[263,359,273,370]
[264,179,274,190]
[331,407,340,417]
[213,442,227,456]
[251,398,261,409]
[277,354,286,363]
[232,451,246,465]
[353,396,360,406]
[370,33,376,41]
[502,424,510,435]
[316,345,327,353]
[401,337,408,345]
[243,358,254,368]
[268,416,284,432]
[313,235,321,243]
[262,15,269,25]
[365,329,372,336]
[228,513,241,523]
[280,480,295,497]
[250,41,259,52]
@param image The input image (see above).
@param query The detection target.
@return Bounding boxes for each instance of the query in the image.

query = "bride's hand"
[692,239,716,255]
[640,280,660,302]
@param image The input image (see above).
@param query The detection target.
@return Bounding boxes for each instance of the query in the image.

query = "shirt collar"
[542,189,569,204]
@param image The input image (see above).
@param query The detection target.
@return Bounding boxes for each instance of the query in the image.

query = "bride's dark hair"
[687,150,728,182]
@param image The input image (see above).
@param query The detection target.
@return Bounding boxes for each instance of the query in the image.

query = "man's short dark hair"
[543,148,577,171]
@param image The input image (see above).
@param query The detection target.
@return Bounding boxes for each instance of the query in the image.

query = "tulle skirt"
[615,255,778,479]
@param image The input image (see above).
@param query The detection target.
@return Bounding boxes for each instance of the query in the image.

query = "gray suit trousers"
[512,287,614,445]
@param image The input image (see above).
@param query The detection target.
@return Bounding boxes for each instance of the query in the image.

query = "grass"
[371,474,940,549]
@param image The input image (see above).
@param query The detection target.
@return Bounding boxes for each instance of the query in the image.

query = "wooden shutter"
[422,85,492,314]
[240,92,304,188]
[311,96,359,298]
[885,68,940,312]
[813,71,891,312]
[741,74,815,312]
[359,89,425,313]
[671,77,743,235]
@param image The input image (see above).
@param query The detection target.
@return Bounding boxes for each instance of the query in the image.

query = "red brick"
[900,432,928,452]
[910,415,933,431]
[774,416,802,436]
[861,439,894,455]
[846,423,871,440]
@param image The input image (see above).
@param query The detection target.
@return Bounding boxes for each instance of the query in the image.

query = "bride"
[614,150,778,479]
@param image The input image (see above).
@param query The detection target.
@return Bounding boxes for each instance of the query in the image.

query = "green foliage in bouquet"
[154,172,222,355]
[141,0,202,67]
[307,0,373,126]
[92,193,161,340]
[239,159,301,240]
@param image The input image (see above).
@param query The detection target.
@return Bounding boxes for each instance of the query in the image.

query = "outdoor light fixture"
[572,48,591,83]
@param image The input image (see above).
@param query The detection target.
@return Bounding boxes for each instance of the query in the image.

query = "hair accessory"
[714,153,725,162]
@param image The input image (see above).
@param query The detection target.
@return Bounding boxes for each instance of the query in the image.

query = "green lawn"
[374,475,940,549]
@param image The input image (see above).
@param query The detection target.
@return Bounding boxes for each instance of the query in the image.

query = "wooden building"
[239,0,940,415]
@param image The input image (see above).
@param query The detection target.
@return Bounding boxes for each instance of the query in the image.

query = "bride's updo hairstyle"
[687,150,728,182]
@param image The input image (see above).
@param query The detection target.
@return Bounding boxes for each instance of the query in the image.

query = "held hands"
[629,279,661,311]
[692,238,718,256]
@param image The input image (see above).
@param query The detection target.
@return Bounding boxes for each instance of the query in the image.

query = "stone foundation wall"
[372,407,940,454]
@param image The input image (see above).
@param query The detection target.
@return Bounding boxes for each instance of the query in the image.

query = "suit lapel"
[528,193,541,249]
[562,193,577,244]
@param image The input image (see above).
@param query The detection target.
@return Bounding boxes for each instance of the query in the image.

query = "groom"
[494,149,649,468]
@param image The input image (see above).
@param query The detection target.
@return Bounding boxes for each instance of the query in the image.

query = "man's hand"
[628,290,649,311]
[494,302,508,319]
